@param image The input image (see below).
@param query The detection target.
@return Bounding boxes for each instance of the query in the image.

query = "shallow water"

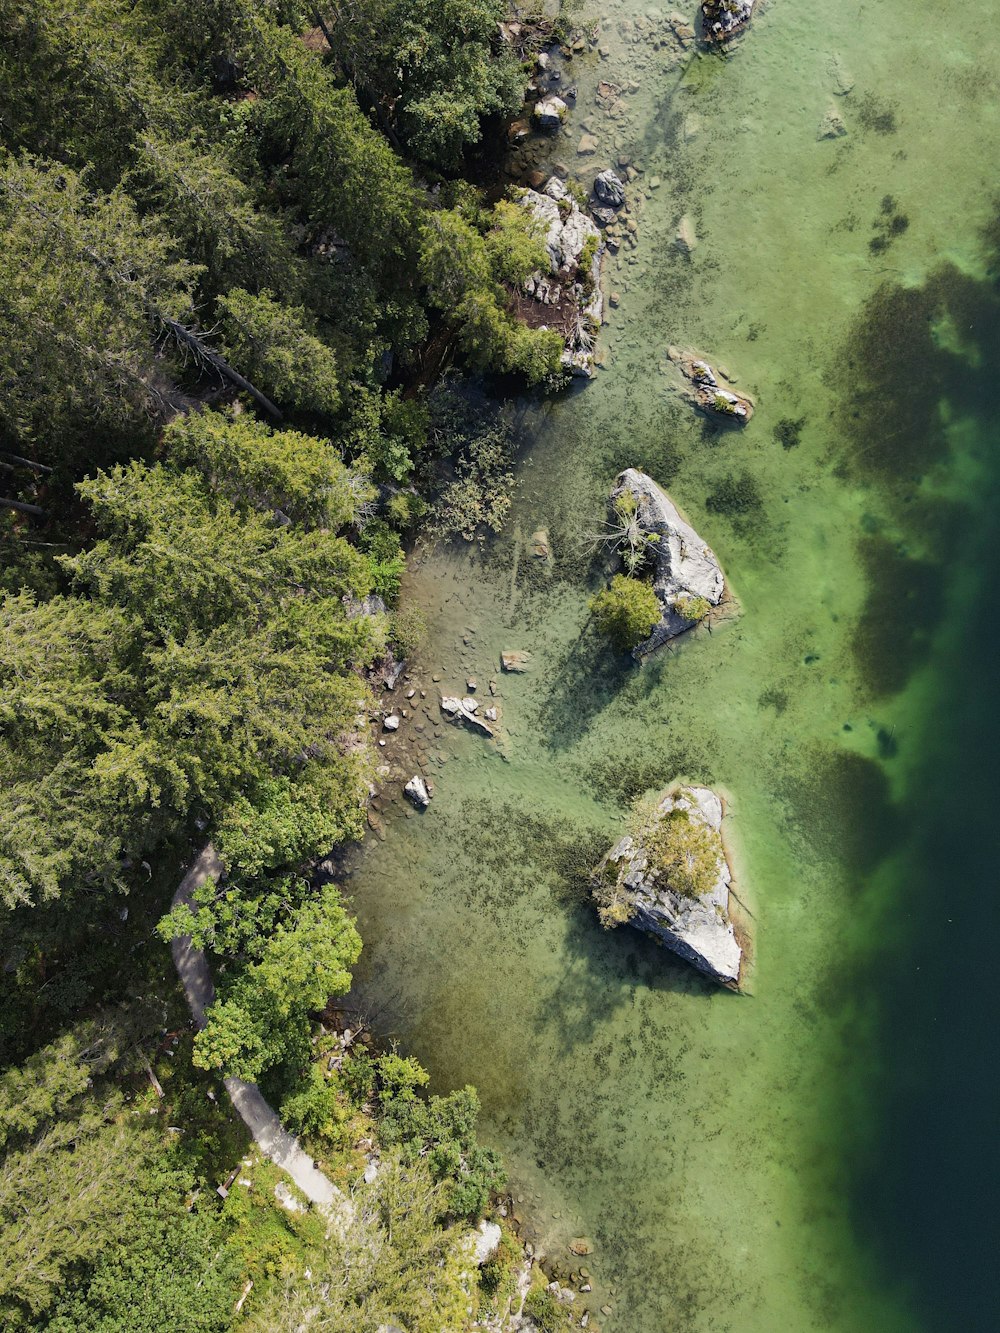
[344,3,1000,1328]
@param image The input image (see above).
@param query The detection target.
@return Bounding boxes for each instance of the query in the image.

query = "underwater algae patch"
[773,745,900,882]
[853,533,943,699]
[834,262,1000,486]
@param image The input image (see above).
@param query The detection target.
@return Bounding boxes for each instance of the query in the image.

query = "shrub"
[389,605,426,659]
[645,806,720,899]
[359,519,406,604]
[589,574,660,651]
[673,593,711,623]
[524,1285,565,1331]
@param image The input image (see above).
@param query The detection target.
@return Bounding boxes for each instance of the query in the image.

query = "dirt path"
[170,844,345,1214]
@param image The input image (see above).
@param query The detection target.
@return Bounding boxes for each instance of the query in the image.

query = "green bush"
[390,605,427,659]
[360,519,406,604]
[673,593,712,623]
[524,1285,566,1331]
[589,574,660,651]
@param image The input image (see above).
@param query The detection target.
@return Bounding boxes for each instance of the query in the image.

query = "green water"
[344,3,1000,1328]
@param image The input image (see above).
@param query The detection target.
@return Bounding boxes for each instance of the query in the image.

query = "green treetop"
[589,574,661,651]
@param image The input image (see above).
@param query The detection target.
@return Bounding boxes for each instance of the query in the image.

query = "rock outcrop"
[520,177,604,377]
[701,0,757,43]
[610,469,726,658]
[668,347,754,423]
[441,694,495,737]
[592,785,744,986]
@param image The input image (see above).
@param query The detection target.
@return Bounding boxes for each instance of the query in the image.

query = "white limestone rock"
[610,468,726,658]
[404,775,431,808]
[594,785,743,985]
[533,95,567,130]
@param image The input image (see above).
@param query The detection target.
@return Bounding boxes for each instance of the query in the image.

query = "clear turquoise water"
[344,3,1000,1328]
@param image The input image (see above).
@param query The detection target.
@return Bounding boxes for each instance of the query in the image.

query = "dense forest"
[0,2,576,1328]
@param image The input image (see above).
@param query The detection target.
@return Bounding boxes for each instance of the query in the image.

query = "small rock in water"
[461,696,479,713]
[405,688,416,699]
[501,649,533,672]
[404,775,431,808]
[817,103,847,139]
[467,678,477,691]
[570,1237,594,1256]
[533,95,568,130]
[484,707,498,722]
[529,528,551,560]
[383,714,400,731]
[578,133,599,155]
[593,168,626,207]
[675,213,698,254]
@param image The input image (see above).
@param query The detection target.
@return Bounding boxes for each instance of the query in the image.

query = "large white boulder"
[594,785,744,986]
[610,469,727,658]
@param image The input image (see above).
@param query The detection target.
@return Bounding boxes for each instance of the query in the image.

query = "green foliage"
[193,883,361,1082]
[165,409,359,528]
[643,800,722,900]
[524,1285,568,1332]
[479,1224,523,1307]
[589,574,661,651]
[218,288,341,418]
[242,1155,473,1332]
[319,0,524,169]
[673,593,712,623]
[341,384,428,483]
[0,1102,239,1330]
[0,156,196,464]
[389,604,427,659]
[598,492,660,575]
[420,205,563,384]
[280,1063,356,1149]
[347,1049,504,1221]
[0,1012,132,1152]
[0,412,381,909]
[359,519,407,604]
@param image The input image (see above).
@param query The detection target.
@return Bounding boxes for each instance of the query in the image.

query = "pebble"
[383,715,400,731]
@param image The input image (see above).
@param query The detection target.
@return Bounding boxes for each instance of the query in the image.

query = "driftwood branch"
[0,451,53,474]
[159,316,283,421]
[0,496,46,517]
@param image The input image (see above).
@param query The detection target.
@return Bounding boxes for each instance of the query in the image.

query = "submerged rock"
[668,347,754,423]
[501,649,533,672]
[592,784,744,986]
[440,695,494,736]
[674,213,698,255]
[818,103,847,139]
[610,468,727,658]
[701,0,757,43]
[404,775,431,808]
